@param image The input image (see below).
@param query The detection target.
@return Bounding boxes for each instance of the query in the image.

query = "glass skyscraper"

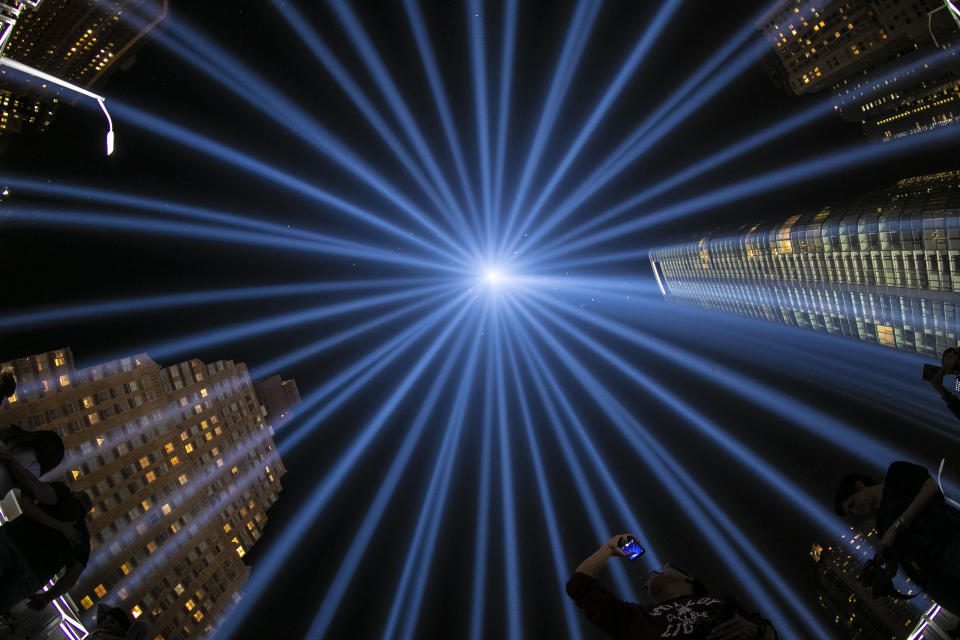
[649,171,960,358]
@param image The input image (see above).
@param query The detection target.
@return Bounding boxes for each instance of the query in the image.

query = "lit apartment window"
[178,474,188,485]
[83,396,94,408]
[139,456,149,469]
[146,471,156,483]
[175,583,184,595]
[185,444,194,453]
[147,541,156,553]
[162,503,171,515]
[236,545,245,558]
[131,605,141,618]
[80,595,93,609]
[194,611,203,622]
[223,523,231,533]
[54,353,65,366]
[200,388,208,398]
[59,374,70,387]
[141,500,149,511]
[185,599,195,611]
[94,584,106,598]
[120,562,131,575]
[6,393,14,404]
[170,456,179,466]
[164,443,174,454]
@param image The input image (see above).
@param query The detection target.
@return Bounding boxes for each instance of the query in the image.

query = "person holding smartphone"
[567,534,777,639]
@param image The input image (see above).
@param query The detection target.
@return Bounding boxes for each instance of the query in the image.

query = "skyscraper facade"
[758,0,960,140]
[2,0,167,88]
[253,375,301,431]
[649,171,960,359]
[810,528,953,639]
[0,0,166,139]
[0,348,286,640]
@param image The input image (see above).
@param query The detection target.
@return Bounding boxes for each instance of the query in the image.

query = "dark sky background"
[2,1,960,638]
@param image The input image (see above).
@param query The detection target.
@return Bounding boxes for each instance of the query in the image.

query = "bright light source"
[485,269,502,285]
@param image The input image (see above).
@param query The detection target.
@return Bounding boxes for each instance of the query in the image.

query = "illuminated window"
[147,541,157,553]
[141,500,149,511]
[180,432,188,441]
[170,523,179,534]
[161,503,171,515]
[164,443,174,454]
[59,374,70,387]
[185,599,195,611]
[6,393,15,404]
[185,443,194,453]
[120,562,131,575]
[139,456,149,469]
[200,420,208,429]
[80,595,93,609]
[174,583,184,595]
[146,471,156,483]
[200,388,208,398]
[88,413,100,425]
[131,605,142,619]
[214,427,222,435]
[223,523,231,533]
[204,432,212,441]
[94,584,106,598]
[194,611,203,622]
[82,396,94,408]
[170,456,179,466]
[236,545,245,558]
[178,474,188,485]
[216,459,224,468]
[54,353,66,366]
[72,470,81,479]
[231,466,238,475]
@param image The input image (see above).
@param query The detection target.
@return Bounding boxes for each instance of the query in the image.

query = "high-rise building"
[758,0,960,140]
[253,375,301,430]
[0,347,287,640]
[810,528,954,639]
[0,0,167,138]
[648,171,960,359]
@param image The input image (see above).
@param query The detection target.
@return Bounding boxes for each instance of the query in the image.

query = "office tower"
[0,0,167,138]
[648,171,960,359]
[810,529,956,639]
[0,348,287,640]
[253,375,301,430]
[758,0,960,140]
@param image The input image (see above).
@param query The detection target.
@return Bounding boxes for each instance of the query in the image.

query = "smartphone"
[618,535,645,561]
[923,364,942,381]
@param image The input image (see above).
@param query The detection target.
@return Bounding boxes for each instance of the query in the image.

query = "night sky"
[2,1,960,638]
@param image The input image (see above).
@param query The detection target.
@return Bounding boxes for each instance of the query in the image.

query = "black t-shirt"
[566,572,750,639]
[5,481,91,581]
[878,461,960,571]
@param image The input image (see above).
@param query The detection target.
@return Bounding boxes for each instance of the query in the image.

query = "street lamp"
[0,54,115,155]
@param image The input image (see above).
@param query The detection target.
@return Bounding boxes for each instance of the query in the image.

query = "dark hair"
[0,372,14,399]
[0,425,65,475]
[96,604,131,632]
[835,473,875,516]
[74,491,93,514]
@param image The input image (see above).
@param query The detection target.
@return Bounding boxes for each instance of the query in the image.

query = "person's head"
[0,370,15,400]
[96,604,131,635]
[943,347,960,373]
[645,563,708,602]
[3,426,65,475]
[74,491,93,515]
[835,473,879,516]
